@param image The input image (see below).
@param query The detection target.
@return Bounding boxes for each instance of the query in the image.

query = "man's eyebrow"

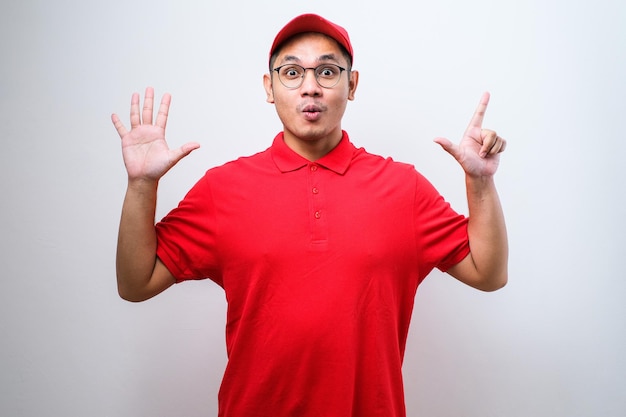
[280,55,301,64]
[278,54,341,65]
[317,54,340,63]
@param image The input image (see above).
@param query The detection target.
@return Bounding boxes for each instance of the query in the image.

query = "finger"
[155,93,172,130]
[480,129,498,157]
[467,91,491,130]
[130,92,140,128]
[111,113,128,138]
[498,137,507,153]
[488,136,506,155]
[481,131,508,157]
[142,87,155,125]
[169,142,201,165]
[433,137,459,158]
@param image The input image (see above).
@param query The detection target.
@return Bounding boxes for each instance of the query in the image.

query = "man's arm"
[446,175,508,291]
[434,92,508,291]
[116,178,176,301]
[111,87,199,301]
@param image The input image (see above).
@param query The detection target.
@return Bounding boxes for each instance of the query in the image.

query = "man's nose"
[300,69,322,95]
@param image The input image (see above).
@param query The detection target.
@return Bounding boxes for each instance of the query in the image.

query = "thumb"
[433,137,458,157]
[170,142,201,164]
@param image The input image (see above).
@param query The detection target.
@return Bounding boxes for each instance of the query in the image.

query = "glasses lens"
[278,65,303,89]
[315,64,342,88]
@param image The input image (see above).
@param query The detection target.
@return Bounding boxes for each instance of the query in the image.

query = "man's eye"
[283,67,301,78]
[318,67,336,77]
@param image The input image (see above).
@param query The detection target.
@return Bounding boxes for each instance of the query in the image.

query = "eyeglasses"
[272,63,347,89]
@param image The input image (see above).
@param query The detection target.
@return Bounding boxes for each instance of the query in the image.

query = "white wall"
[1,0,624,416]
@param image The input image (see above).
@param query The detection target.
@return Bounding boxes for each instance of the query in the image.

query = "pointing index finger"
[468,91,491,129]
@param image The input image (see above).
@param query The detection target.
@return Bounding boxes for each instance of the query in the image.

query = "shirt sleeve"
[412,171,470,279]
[155,173,223,286]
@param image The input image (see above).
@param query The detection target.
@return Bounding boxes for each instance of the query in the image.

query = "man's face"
[264,33,358,149]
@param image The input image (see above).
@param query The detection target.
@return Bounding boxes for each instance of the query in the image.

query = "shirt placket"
[308,163,329,250]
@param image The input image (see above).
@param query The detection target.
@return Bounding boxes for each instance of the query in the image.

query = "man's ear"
[347,70,359,101]
[263,73,275,103]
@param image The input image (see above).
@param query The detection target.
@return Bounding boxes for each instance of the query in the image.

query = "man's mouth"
[301,104,324,121]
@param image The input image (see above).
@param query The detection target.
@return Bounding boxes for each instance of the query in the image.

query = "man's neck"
[283,131,343,161]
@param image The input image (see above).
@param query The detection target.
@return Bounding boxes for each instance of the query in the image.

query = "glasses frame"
[272,63,347,89]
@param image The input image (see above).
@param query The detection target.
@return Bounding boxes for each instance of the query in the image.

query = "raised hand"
[111,87,200,182]
[434,92,506,178]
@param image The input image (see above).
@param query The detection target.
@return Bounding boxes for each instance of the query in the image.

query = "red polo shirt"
[156,131,469,417]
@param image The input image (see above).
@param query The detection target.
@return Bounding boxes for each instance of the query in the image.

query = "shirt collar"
[270,131,355,175]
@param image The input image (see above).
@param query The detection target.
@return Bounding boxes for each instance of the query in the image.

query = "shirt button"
[312,187,319,194]
[310,165,318,172]
[314,211,321,219]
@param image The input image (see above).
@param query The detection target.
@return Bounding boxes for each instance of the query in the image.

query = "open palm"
[111,87,199,181]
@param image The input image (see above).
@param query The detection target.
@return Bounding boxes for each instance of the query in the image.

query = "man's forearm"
[116,179,160,300]
[465,175,508,290]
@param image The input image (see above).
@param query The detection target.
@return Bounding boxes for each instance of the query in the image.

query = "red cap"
[269,14,353,64]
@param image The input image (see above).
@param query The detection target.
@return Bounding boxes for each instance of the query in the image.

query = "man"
[111,13,507,417]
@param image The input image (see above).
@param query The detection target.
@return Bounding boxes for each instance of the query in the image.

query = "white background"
[1,0,624,416]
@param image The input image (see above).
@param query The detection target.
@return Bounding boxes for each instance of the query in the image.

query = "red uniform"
[156,131,469,417]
